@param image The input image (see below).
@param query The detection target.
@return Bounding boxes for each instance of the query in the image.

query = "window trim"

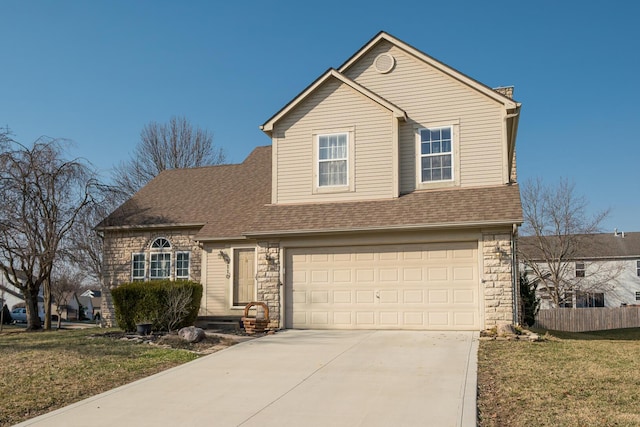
[312,128,355,194]
[636,260,640,277]
[415,121,460,190]
[149,252,171,280]
[176,251,190,279]
[575,262,586,278]
[131,253,146,281]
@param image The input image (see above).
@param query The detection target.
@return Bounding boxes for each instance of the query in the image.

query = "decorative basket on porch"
[242,302,270,334]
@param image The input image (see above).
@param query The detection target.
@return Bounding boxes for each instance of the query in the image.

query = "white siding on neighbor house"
[343,41,506,193]
[526,259,640,309]
[273,78,395,204]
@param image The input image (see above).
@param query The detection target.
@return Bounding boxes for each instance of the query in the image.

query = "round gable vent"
[374,53,395,74]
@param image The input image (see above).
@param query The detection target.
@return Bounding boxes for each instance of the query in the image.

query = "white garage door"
[285,242,480,330]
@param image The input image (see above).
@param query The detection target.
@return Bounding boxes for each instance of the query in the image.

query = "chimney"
[494,86,514,99]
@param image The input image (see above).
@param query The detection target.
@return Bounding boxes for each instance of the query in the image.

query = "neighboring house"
[80,289,102,319]
[519,231,640,308]
[97,31,522,331]
[53,292,82,321]
[0,269,28,311]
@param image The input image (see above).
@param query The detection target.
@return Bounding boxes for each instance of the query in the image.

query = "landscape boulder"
[178,326,205,343]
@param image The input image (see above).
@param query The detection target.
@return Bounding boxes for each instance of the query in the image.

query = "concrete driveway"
[17,330,478,427]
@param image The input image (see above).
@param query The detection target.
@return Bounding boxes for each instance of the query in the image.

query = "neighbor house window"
[318,133,348,187]
[575,262,585,278]
[132,253,145,281]
[637,260,640,277]
[635,291,640,301]
[419,127,453,182]
[576,291,604,308]
[176,252,190,279]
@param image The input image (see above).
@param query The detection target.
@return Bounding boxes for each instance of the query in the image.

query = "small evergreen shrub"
[111,280,203,332]
[519,273,540,327]
[1,304,11,324]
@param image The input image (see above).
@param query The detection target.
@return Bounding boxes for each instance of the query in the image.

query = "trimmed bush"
[111,280,203,332]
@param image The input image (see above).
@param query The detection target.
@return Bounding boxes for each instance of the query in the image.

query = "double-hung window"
[637,260,640,277]
[176,252,190,279]
[318,133,348,187]
[420,127,453,182]
[150,253,171,279]
[132,253,145,281]
[575,262,585,278]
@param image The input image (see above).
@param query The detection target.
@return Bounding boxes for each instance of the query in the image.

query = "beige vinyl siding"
[273,78,395,204]
[202,244,233,316]
[344,41,505,192]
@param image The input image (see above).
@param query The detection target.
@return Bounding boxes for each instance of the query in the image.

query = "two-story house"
[97,32,522,331]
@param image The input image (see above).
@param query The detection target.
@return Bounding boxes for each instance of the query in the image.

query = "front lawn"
[0,328,230,426]
[477,328,640,426]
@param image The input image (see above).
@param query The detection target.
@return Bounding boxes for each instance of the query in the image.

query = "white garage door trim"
[285,242,481,330]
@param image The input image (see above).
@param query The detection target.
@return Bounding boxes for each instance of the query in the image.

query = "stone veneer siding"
[100,228,202,327]
[256,241,281,328]
[482,231,515,326]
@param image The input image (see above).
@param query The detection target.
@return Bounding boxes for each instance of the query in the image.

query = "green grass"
[477,328,640,427]
[0,328,200,426]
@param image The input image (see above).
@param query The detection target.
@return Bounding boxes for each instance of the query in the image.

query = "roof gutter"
[242,218,524,239]
[95,222,206,232]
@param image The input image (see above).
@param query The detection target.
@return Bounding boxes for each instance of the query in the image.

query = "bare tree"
[50,266,83,329]
[518,178,620,308]
[65,185,120,287]
[112,116,225,199]
[0,137,98,330]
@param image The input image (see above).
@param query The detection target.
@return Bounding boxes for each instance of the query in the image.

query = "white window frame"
[415,121,459,189]
[149,237,172,280]
[131,253,146,281]
[575,262,585,278]
[176,251,190,279]
[312,128,355,194]
[150,252,171,279]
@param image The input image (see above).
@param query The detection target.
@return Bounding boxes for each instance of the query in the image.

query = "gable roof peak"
[260,68,406,135]
[339,31,520,109]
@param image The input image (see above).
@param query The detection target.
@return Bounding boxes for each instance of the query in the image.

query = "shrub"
[519,272,540,327]
[1,304,11,324]
[111,280,203,332]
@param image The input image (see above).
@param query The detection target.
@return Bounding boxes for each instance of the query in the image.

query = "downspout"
[511,223,519,325]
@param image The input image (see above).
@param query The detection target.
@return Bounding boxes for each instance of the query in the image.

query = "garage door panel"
[333,290,352,303]
[287,242,480,330]
[356,312,375,325]
[404,290,424,303]
[310,291,329,303]
[356,290,375,303]
[379,290,398,303]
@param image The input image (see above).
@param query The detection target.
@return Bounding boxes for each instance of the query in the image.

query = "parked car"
[10,307,28,323]
[9,307,54,324]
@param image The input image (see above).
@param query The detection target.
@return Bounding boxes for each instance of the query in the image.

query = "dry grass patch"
[0,328,235,426]
[478,328,640,427]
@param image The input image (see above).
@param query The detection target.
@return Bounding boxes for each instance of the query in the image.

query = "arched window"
[151,237,171,250]
[150,238,171,279]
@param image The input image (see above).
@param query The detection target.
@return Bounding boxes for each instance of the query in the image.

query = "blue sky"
[2,1,638,231]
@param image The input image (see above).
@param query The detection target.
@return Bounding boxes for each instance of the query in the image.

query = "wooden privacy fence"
[534,307,640,332]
